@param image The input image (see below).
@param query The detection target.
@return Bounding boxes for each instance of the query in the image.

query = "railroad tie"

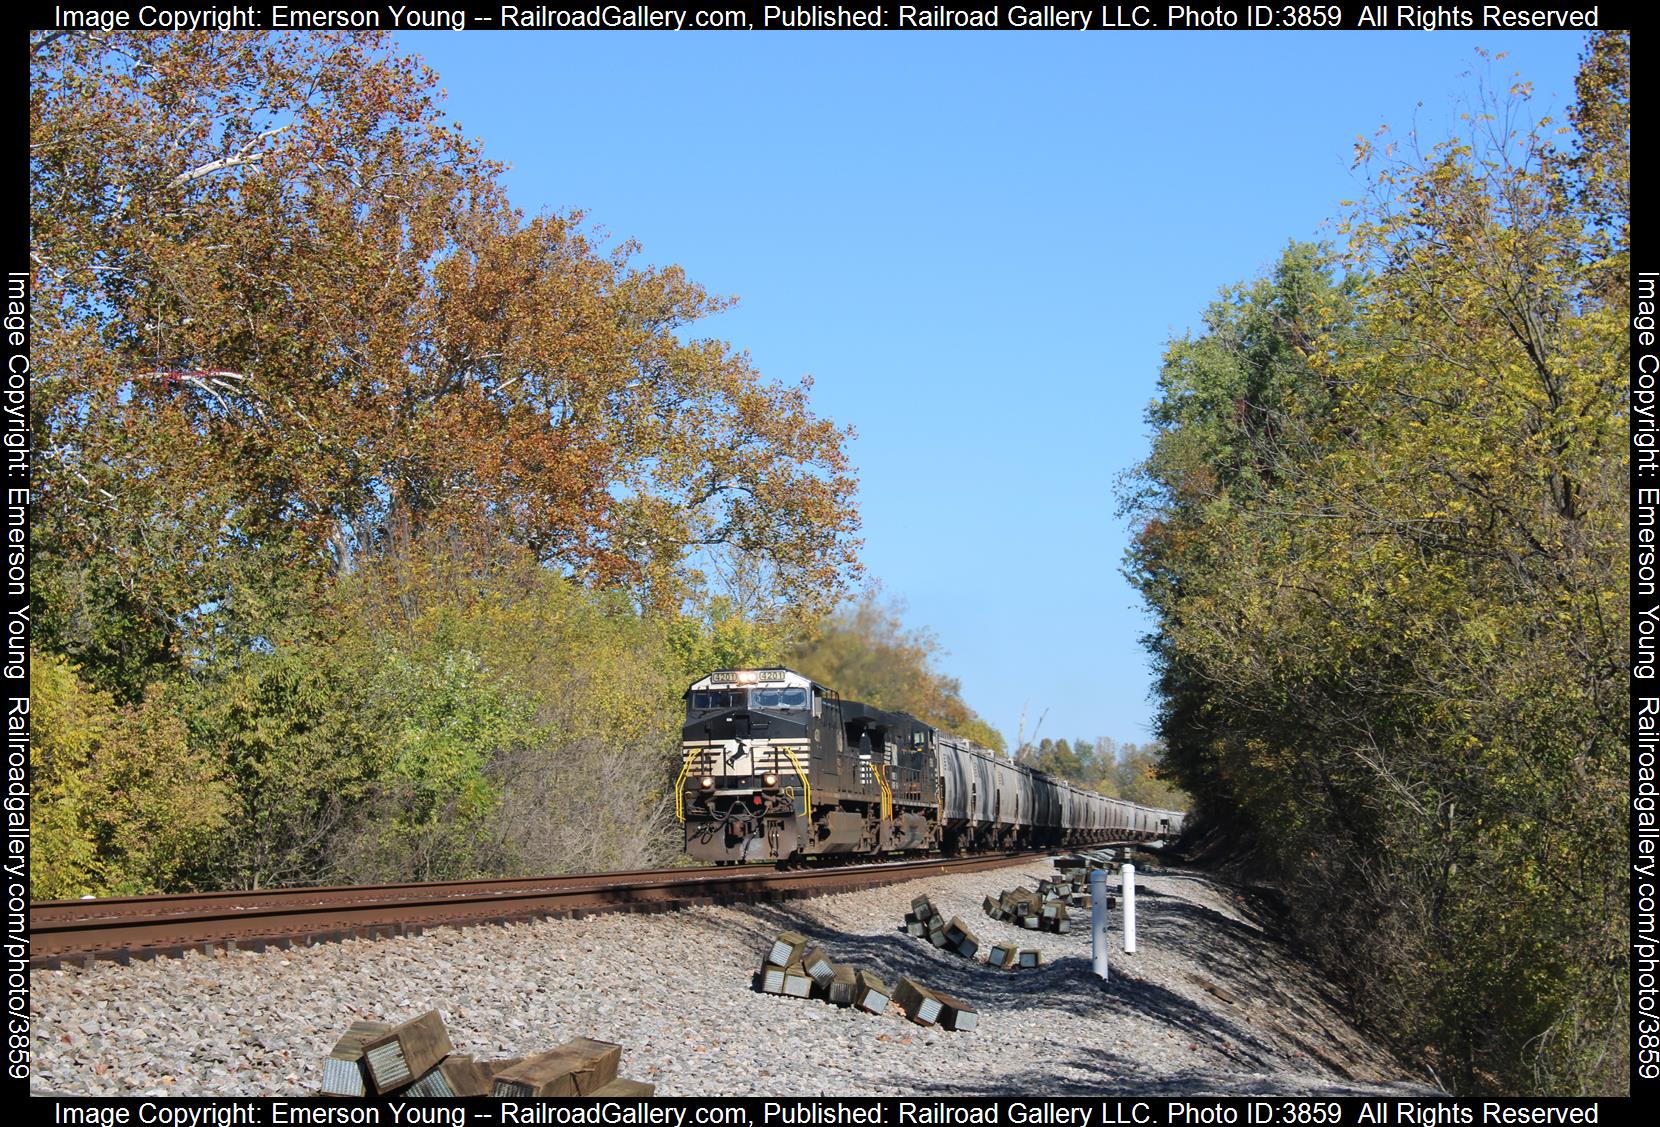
[894,977,944,1026]
[934,991,979,1032]
[403,1055,490,1098]
[768,931,809,967]
[854,969,892,1014]
[362,1011,453,1092]
[321,1021,394,1097]
[491,1037,622,1097]
[802,947,837,989]
[827,963,858,1007]
[782,962,814,998]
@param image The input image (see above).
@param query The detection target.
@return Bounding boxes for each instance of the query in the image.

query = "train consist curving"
[676,668,1186,864]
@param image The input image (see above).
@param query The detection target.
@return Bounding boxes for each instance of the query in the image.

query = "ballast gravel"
[29,860,1441,1097]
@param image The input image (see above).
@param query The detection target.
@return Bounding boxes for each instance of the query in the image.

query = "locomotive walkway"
[30,849,1071,968]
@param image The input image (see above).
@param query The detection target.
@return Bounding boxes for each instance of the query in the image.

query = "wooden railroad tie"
[404,1055,490,1098]
[321,1020,393,1097]
[493,1038,622,1097]
[894,977,944,1026]
[934,990,979,1032]
[802,947,837,989]
[362,1011,452,1092]
[827,962,858,1006]
[855,968,892,1014]
[762,960,813,997]
[768,930,809,967]
[891,977,975,1031]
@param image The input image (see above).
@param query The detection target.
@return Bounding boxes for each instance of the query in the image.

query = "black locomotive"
[677,668,1186,864]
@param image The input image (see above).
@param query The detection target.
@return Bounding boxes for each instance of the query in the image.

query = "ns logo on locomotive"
[676,668,1186,864]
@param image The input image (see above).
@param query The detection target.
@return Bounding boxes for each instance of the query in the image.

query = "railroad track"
[29,850,1058,968]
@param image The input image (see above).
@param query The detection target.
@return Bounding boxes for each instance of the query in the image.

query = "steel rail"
[29,850,1064,968]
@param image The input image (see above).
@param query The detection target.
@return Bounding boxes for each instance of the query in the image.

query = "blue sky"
[398,29,1588,749]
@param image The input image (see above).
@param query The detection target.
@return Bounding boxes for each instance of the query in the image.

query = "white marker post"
[1090,868,1109,980]
[1122,862,1137,954]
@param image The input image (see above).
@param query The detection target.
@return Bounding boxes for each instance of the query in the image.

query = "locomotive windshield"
[751,687,808,710]
[690,689,745,711]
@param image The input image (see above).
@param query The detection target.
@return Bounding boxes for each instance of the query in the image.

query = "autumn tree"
[30,31,860,701]
[788,589,1005,752]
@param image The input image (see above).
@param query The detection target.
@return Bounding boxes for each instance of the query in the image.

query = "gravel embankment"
[30,859,1442,1096]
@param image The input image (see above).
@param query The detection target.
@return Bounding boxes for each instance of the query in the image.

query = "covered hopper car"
[676,667,1186,864]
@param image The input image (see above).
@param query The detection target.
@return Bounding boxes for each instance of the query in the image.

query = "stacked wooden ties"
[320,1011,653,1097]
[758,930,890,1013]
[757,931,976,1031]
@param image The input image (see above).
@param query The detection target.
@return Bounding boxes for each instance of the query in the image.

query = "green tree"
[1121,37,1628,1094]
[32,650,230,897]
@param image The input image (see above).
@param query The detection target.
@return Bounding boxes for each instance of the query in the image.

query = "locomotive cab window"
[691,690,745,711]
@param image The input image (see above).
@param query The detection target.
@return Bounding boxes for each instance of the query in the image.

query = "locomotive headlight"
[699,776,715,789]
[762,773,779,788]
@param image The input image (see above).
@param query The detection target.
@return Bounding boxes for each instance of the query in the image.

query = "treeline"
[27,34,999,897]
[1122,37,1628,1095]
[788,589,1006,753]
[1013,738,1186,810]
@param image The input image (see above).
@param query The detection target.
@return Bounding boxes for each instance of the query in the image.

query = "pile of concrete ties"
[757,931,978,1032]
[320,1011,654,1097]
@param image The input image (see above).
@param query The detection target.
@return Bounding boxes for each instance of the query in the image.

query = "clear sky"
[397,29,1588,749]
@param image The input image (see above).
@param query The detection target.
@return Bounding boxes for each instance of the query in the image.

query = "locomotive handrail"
[872,760,894,822]
[673,745,704,822]
[778,745,813,815]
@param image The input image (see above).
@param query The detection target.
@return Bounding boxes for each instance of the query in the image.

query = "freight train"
[676,668,1186,864]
